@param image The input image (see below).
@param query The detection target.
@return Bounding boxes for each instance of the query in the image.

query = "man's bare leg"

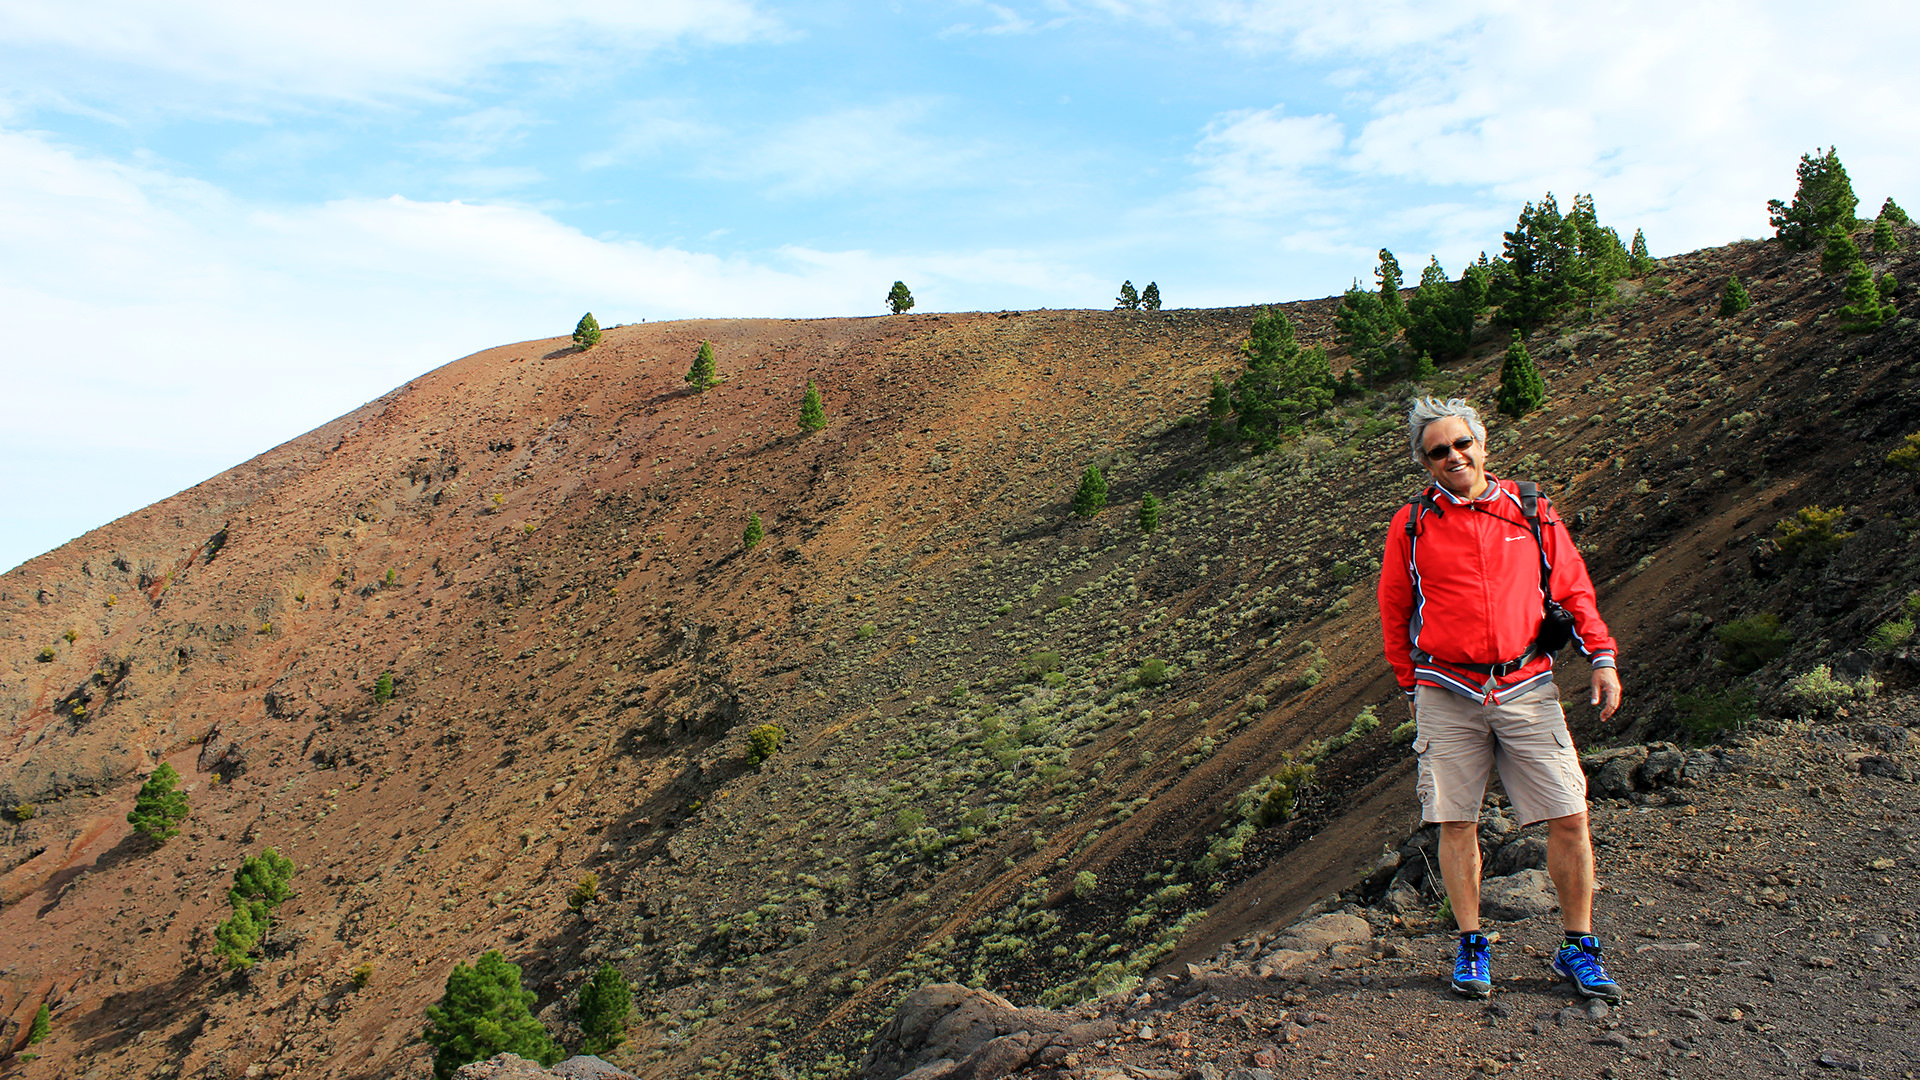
[1546,811,1595,934]
[1437,821,1482,931]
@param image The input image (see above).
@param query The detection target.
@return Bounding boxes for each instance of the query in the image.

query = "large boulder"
[860,984,1112,1080]
[1480,869,1557,920]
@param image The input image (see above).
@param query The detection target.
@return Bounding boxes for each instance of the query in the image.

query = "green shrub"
[1072,871,1098,899]
[1886,432,1920,474]
[1253,759,1316,826]
[1043,671,1068,688]
[1019,650,1062,682]
[568,872,599,911]
[28,1002,50,1045]
[424,951,561,1080]
[1716,613,1792,674]
[1436,894,1455,928]
[215,848,296,968]
[1868,618,1915,650]
[1496,331,1545,418]
[743,512,763,550]
[855,623,876,640]
[1138,493,1162,533]
[36,646,55,662]
[1673,689,1756,742]
[1072,465,1108,518]
[351,963,374,989]
[798,379,827,433]
[127,763,189,842]
[577,962,632,1056]
[1785,664,1879,719]
[1390,718,1416,745]
[1775,506,1852,560]
[8,803,35,821]
[887,281,914,315]
[686,340,719,391]
[746,723,786,767]
[1134,658,1168,687]
[572,312,602,350]
[374,671,395,705]
[1719,275,1751,316]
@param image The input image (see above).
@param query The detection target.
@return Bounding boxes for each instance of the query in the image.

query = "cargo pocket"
[1552,728,1588,800]
[1413,735,1435,813]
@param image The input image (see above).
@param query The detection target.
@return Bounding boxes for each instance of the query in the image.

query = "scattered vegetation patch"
[1715,614,1792,674]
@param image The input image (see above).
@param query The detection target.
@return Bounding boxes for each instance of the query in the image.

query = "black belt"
[1419,643,1540,679]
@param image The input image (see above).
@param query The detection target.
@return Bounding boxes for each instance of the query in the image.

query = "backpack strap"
[1404,488,1445,538]
[1514,481,1554,600]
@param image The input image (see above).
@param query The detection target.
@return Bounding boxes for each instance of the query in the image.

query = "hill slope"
[3,232,1920,1080]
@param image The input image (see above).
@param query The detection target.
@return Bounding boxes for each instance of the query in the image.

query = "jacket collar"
[1428,472,1505,506]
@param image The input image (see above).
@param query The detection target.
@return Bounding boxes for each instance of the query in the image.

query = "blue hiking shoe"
[1554,935,1623,1000]
[1451,932,1492,998]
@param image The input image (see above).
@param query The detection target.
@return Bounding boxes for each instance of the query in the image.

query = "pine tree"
[1769,147,1860,252]
[28,1002,50,1045]
[1140,282,1162,311]
[572,312,602,350]
[742,512,763,550]
[1821,227,1863,275]
[1405,257,1473,364]
[1568,194,1628,310]
[1138,493,1162,533]
[1493,193,1581,331]
[686,340,718,391]
[423,951,561,1080]
[1628,229,1655,276]
[887,281,915,314]
[1116,281,1139,310]
[127,762,188,842]
[215,848,296,968]
[798,379,827,432]
[1874,215,1903,253]
[374,671,394,704]
[1410,352,1437,382]
[1232,307,1334,450]
[1072,465,1108,518]
[1882,198,1911,226]
[1836,261,1898,334]
[1207,373,1231,419]
[577,963,632,1056]
[1375,249,1409,329]
[1496,332,1546,418]
[1335,283,1396,387]
[1719,275,1752,317]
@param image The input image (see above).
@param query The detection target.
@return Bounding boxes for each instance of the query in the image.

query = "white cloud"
[0,124,1090,567]
[1189,106,1348,216]
[0,0,780,104]
[725,100,991,197]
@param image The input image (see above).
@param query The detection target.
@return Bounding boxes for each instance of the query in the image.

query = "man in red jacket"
[1378,398,1624,1002]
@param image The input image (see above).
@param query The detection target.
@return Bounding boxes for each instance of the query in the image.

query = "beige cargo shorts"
[1412,682,1588,827]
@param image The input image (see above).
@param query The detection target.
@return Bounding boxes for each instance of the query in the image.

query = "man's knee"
[1546,811,1590,838]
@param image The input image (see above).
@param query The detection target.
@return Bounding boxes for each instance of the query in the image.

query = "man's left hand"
[1590,667,1622,721]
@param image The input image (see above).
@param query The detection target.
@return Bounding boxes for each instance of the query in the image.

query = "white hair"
[1407,397,1487,467]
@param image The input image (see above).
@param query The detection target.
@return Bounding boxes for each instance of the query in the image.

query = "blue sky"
[3,0,1918,571]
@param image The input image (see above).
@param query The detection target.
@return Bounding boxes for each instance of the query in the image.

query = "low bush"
[1868,618,1915,650]
[1019,650,1062,682]
[1784,664,1879,719]
[1774,505,1852,561]
[1134,658,1168,687]
[1673,688,1757,742]
[1715,613,1792,674]
[568,872,599,911]
[746,723,786,767]
[1253,759,1316,826]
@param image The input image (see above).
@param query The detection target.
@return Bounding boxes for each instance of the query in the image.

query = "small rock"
[1816,1051,1862,1071]
[1585,999,1610,1020]
[1807,955,1837,968]
[1719,1008,1744,1023]
[1279,1022,1307,1044]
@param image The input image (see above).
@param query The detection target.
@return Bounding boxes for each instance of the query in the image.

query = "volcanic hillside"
[3,230,1920,1080]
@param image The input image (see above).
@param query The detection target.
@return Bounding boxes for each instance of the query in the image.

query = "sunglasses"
[1424,435,1476,461]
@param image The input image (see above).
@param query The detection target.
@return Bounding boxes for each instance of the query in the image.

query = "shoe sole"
[1450,980,1492,999]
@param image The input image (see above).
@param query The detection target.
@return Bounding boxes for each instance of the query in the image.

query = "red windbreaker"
[1377,475,1617,703]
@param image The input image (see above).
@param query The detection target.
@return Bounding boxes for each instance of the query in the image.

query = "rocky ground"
[858,691,1920,1080]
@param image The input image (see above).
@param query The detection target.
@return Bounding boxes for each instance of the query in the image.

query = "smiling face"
[1420,416,1490,499]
